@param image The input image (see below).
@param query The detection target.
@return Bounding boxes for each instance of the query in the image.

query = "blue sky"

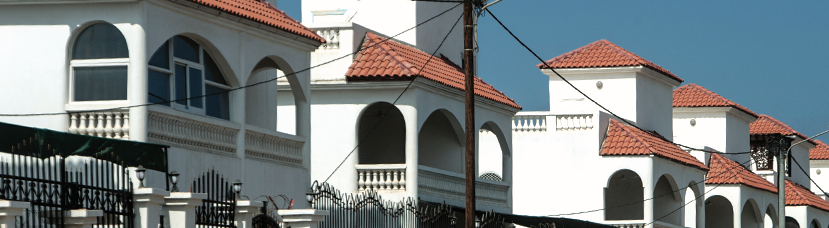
[279,1,829,138]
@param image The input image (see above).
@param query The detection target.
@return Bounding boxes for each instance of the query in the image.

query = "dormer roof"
[706,153,777,194]
[672,83,758,118]
[346,32,521,109]
[600,119,707,171]
[786,180,829,212]
[536,40,683,83]
[750,115,809,140]
[187,0,325,43]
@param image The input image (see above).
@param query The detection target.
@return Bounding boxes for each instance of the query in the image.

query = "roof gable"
[706,153,777,194]
[186,0,324,43]
[786,180,829,212]
[346,32,521,109]
[536,40,683,83]
[673,83,758,118]
[600,119,707,170]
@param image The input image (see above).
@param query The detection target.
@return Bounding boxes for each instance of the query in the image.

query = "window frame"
[69,23,130,103]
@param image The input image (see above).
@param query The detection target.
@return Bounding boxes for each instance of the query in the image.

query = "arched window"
[70,23,129,101]
[147,35,230,120]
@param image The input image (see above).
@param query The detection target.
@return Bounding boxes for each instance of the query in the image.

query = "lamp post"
[305,189,317,208]
[136,165,146,188]
[232,180,242,199]
[778,127,829,228]
[167,170,179,192]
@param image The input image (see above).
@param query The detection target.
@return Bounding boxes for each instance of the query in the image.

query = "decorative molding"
[417,166,509,208]
[147,110,238,157]
[244,128,304,166]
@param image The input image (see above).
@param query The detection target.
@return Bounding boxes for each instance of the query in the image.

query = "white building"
[0,0,323,207]
[299,0,519,213]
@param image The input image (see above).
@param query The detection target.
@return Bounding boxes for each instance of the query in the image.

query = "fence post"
[0,200,29,228]
[163,192,207,228]
[235,200,264,228]
[277,209,328,228]
[134,188,170,228]
[63,209,104,228]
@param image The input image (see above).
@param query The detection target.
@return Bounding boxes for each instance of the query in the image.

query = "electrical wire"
[0,3,462,117]
[548,158,754,217]
[322,12,465,183]
[484,8,753,156]
[791,155,829,197]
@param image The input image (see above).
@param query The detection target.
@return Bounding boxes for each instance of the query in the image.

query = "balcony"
[513,112,594,132]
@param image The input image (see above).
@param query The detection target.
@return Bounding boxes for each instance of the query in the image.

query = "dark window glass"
[74,66,128,101]
[173,36,199,63]
[148,70,170,106]
[175,65,187,105]
[73,23,129,59]
[203,50,227,85]
[149,41,169,68]
[189,68,203,108]
[206,85,230,120]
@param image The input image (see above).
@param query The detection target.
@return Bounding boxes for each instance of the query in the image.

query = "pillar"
[134,188,170,228]
[0,200,30,228]
[63,209,104,228]
[277,209,328,228]
[235,200,264,228]
[163,192,207,228]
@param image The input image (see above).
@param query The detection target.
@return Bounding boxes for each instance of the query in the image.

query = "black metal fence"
[252,203,281,228]
[192,170,237,228]
[0,153,133,228]
[309,181,505,228]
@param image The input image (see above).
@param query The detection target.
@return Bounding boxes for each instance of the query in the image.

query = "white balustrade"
[609,223,646,228]
[245,126,304,166]
[68,110,130,139]
[147,110,239,156]
[355,164,406,192]
[512,115,547,132]
[417,166,509,208]
[316,28,340,50]
[555,114,593,131]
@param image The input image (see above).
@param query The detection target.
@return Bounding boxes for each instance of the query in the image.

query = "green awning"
[0,121,168,172]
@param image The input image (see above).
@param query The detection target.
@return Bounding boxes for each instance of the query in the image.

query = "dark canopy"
[0,121,168,172]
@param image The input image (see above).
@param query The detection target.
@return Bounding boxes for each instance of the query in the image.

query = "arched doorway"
[765,204,777,228]
[478,121,510,182]
[786,216,800,228]
[418,110,464,173]
[705,195,733,228]
[605,169,644,220]
[684,181,703,228]
[245,56,301,134]
[357,102,406,164]
[809,219,819,228]
[742,200,762,228]
[653,174,682,226]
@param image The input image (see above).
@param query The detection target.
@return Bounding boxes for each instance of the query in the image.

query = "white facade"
[0,0,319,208]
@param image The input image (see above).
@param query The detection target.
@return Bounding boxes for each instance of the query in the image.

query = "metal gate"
[192,170,237,228]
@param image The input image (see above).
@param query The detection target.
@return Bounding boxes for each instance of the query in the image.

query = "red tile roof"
[786,180,829,212]
[346,32,521,109]
[186,0,324,43]
[536,40,683,83]
[706,153,778,194]
[672,83,758,118]
[600,119,707,170]
[750,114,809,140]
[810,140,829,160]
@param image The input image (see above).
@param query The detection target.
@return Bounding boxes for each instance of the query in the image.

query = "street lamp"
[136,165,146,188]
[778,127,829,228]
[305,189,317,208]
[167,170,179,192]
[232,179,242,199]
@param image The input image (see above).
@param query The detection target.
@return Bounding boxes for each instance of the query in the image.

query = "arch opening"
[653,174,682,226]
[478,121,510,181]
[605,169,644,220]
[418,110,464,173]
[786,216,800,228]
[809,219,820,228]
[765,204,777,228]
[357,102,406,164]
[71,22,129,102]
[705,195,733,228]
[245,56,300,134]
[742,200,762,228]
[684,181,702,228]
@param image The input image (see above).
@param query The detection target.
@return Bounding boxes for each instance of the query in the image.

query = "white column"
[129,23,148,141]
[403,107,418,198]
[0,200,30,228]
[277,209,328,228]
[235,200,264,228]
[134,188,169,228]
[163,192,207,228]
[63,209,104,228]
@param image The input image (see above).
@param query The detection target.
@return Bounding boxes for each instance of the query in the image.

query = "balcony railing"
[608,222,646,228]
[245,125,304,166]
[147,108,239,156]
[356,164,406,192]
[513,112,594,132]
[68,110,130,139]
[417,165,509,208]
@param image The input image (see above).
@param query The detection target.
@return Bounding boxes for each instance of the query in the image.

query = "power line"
[483,8,753,156]
[548,158,754,217]
[791,155,829,197]
[323,11,465,183]
[0,3,462,117]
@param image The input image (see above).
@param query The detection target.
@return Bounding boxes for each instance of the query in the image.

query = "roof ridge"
[786,180,807,202]
[365,33,417,76]
[599,40,646,66]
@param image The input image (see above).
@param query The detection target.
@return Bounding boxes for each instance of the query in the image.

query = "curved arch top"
[480,121,511,156]
[249,55,305,102]
[72,22,129,59]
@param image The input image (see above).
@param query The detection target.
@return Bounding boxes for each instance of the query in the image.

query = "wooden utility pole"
[463,1,476,228]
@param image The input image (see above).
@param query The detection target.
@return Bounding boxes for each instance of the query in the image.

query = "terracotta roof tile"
[346,32,521,109]
[786,180,829,212]
[750,115,809,140]
[186,0,324,43]
[810,140,829,160]
[706,153,777,194]
[672,84,758,118]
[536,40,683,83]
[600,119,707,170]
